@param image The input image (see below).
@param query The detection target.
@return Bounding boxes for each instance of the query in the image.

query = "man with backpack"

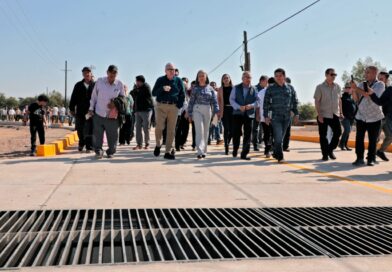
[89,65,125,159]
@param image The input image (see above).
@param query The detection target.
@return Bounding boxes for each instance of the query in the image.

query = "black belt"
[159,101,176,105]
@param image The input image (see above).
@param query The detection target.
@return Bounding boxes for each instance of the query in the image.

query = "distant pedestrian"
[264,68,299,163]
[255,75,272,157]
[175,77,190,151]
[28,94,49,156]
[133,75,154,150]
[339,82,356,151]
[69,66,96,152]
[119,85,134,145]
[314,68,343,161]
[351,66,385,166]
[187,70,219,159]
[89,65,125,159]
[230,71,258,160]
[152,63,186,160]
[217,74,234,155]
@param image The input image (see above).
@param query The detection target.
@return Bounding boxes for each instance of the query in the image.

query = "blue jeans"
[271,116,291,160]
[340,118,353,147]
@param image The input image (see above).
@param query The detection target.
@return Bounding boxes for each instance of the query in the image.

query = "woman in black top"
[218,74,234,155]
[339,84,357,150]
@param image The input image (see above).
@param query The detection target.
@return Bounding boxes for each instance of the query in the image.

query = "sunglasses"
[329,73,337,77]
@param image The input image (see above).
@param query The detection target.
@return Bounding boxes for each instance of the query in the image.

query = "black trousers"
[317,115,342,156]
[175,112,190,149]
[119,114,134,144]
[232,115,253,156]
[221,106,233,147]
[261,122,273,154]
[283,122,291,150]
[30,124,45,151]
[355,119,381,161]
[75,115,93,150]
[191,121,196,148]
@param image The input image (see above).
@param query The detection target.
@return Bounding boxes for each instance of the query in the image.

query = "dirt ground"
[0,124,73,159]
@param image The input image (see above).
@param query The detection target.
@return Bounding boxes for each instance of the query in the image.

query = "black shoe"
[171,149,175,155]
[153,146,161,157]
[164,153,175,160]
[202,155,206,158]
[322,155,329,161]
[175,147,180,152]
[225,146,229,155]
[254,146,260,152]
[352,159,365,166]
[339,145,345,151]
[241,156,251,161]
[197,155,202,160]
[29,151,36,157]
[278,158,286,163]
[367,160,375,166]
[328,152,336,160]
[95,150,104,159]
[283,148,290,152]
[377,150,389,161]
[345,146,352,151]
[78,146,83,152]
[232,150,238,158]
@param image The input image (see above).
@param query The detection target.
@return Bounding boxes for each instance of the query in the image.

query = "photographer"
[350,66,385,166]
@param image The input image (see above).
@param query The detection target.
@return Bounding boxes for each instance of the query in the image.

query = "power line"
[0,0,58,68]
[14,0,59,64]
[248,0,321,42]
[208,0,321,75]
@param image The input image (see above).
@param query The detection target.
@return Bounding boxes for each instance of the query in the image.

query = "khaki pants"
[155,103,178,153]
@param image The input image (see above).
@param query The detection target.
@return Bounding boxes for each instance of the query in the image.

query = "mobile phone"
[363,82,368,92]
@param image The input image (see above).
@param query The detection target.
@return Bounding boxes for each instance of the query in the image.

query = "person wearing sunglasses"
[314,68,343,161]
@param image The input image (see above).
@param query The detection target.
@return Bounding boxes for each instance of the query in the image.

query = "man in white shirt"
[52,106,59,124]
[89,65,125,159]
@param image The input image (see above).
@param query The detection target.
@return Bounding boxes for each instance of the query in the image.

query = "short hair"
[274,68,286,76]
[175,68,179,73]
[286,77,292,84]
[366,66,378,72]
[325,68,335,75]
[37,94,49,102]
[259,75,269,82]
[165,63,175,70]
[181,77,189,83]
[242,71,251,78]
[268,77,276,84]
[379,71,389,79]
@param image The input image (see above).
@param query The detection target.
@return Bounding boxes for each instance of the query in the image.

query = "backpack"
[113,95,128,126]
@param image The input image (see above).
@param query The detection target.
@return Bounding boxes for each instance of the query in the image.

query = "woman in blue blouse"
[188,70,220,159]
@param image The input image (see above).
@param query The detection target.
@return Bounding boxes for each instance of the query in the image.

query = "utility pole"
[61,61,71,108]
[243,31,251,72]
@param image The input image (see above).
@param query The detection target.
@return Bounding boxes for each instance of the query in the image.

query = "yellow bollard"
[36,144,56,157]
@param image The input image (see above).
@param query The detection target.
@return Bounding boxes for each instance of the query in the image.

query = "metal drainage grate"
[0,207,391,269]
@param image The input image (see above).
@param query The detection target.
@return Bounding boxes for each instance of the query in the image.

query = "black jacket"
[69,80,95,116]
[131,83,154,112]
[341,92,356,120]
[370,86,392,116]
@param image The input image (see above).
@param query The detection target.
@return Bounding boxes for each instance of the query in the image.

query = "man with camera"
[351,66,385,166]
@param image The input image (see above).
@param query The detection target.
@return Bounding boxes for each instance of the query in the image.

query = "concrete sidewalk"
[0,137,391,271]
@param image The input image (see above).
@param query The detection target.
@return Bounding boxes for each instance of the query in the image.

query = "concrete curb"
[37,131,79,157]
[291,135,392,152]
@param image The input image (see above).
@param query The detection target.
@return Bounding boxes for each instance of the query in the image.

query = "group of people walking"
[28,62,391,166]
[314,66,392,166]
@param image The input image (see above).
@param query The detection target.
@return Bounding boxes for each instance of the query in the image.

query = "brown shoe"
[144,144,149,150]
[133,145,142,150]
[216,140,224,145]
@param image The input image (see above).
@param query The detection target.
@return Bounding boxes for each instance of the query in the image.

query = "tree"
[0,93,6,108]
[342,57,386,83]
[5,97,19,109]
[298,103,317,121]
[47,90,64,107]
[18,96,37,108]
